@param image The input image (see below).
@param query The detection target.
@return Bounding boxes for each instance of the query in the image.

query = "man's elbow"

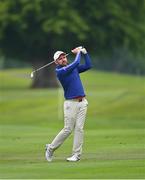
[84,66,92,72]
[87,64,92,70]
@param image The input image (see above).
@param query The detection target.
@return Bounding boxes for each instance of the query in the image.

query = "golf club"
[30,52,70,78]
[30,46,83,78]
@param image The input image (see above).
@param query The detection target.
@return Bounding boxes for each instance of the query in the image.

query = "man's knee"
[63,127,73,135]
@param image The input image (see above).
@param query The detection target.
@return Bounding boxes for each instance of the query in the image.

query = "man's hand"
[71,46,87,54]
[81,48,87,54]
[71,46,83,54]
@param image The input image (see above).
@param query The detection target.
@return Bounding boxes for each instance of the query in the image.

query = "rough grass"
[0,68,145,179]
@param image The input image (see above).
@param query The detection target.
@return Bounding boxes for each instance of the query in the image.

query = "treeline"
[0,0,145,87]
[93,47,145,75]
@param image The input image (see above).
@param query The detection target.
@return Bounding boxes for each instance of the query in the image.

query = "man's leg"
[72,99,88,158]
[49,100,77,151]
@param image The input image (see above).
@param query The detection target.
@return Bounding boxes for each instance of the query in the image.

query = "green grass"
[0,68,145,179]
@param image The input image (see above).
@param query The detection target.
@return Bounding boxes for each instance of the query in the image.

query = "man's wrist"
[81,48,87,54]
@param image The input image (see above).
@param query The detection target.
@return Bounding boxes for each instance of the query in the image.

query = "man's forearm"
[83,53,92,69]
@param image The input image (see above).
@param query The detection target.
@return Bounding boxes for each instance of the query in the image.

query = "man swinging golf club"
[45,46,92,162]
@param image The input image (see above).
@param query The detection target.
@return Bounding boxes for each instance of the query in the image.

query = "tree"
[71,0,145,53]
[0,0,89,88]
[72,0,145,73]
[0,0,145,87]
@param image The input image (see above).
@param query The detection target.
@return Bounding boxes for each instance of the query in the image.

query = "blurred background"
[0,0,145,179]
[0,0,145,87]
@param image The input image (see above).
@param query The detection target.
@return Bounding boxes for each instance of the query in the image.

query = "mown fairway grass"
[0,68,145,179]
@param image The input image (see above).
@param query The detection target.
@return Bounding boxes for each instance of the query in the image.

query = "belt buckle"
[78,98,83,102]
[73,96,84,102]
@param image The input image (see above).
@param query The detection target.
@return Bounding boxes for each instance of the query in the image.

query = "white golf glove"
[81,47,87,54]
[75,46,83,51]
[71,46,83,54]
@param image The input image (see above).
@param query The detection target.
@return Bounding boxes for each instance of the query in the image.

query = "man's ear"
[54,60,58,65]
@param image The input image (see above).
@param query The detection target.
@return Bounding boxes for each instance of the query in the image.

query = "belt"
[72,96,85,102]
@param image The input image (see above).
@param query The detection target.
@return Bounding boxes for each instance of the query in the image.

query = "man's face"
[55,54,68,66]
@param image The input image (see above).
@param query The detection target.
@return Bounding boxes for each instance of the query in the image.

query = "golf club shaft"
[32,52,70,74]
[33,60,55,73]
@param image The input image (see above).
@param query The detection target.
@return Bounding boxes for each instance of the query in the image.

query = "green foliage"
[0,68,145,178]
[0,0,89,59]
[93,47,145,74]
[0,0,145,73]
[74,0,145,54]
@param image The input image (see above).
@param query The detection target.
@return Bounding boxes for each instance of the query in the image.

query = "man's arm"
[77,49,92,73]
[56,52,81,75]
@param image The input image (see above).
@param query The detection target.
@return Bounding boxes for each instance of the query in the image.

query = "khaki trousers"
[49,98,88,157]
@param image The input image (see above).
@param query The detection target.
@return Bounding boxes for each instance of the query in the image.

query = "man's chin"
[62,63,67,66]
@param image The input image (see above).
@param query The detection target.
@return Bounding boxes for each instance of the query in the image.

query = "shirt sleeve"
[56,52,81,76]
[77,53,92,73]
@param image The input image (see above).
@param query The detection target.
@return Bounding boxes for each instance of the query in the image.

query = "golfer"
[45,46,92,162]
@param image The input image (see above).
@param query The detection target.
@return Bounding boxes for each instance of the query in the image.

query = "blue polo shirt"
[55,52,92,99]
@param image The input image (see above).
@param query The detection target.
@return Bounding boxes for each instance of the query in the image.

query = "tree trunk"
[31,59,58,88]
